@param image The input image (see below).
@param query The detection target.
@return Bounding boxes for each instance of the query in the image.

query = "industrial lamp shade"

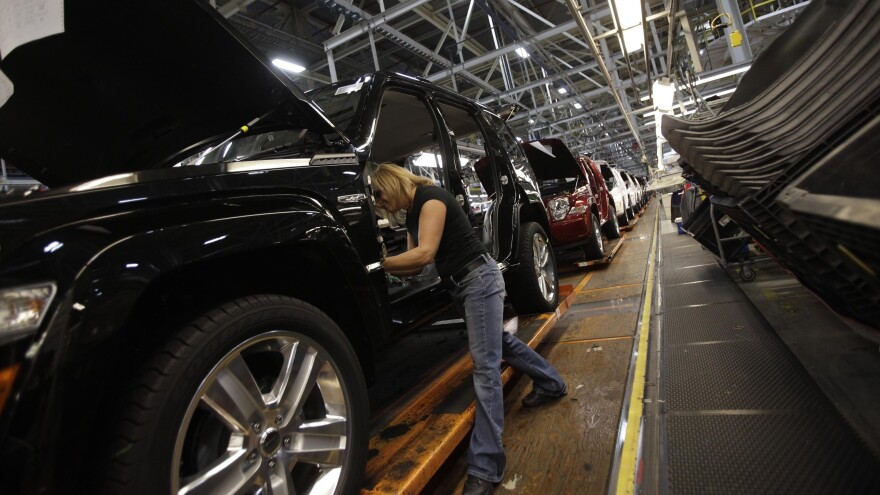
[652,78,675,111]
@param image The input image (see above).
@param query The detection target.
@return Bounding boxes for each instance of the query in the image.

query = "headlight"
[0,283,57,339]
[548,197,570,221]
[569,205,587,216]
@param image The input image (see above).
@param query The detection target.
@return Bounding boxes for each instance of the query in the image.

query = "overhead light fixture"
[573,102,583,109]
[272,58,306,74]
[652,78,675,111]
[557,87,568,95]
[515,46,529,59]
[611,0,644,54]
[695,64,751,85]
[705,87,737,98]
[528,119,535,124]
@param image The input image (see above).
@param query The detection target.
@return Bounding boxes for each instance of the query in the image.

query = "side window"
[601,165,615,188]
[483,111,537,185]
[580,159,599,197]
[435,100,497,223]
[483,112,525,164]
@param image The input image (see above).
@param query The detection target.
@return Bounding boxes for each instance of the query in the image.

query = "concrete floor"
[657,194,880,460]
[365,195,880,494]
[423,201,659,494]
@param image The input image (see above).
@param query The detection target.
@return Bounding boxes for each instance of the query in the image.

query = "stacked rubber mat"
[662,0,880,332]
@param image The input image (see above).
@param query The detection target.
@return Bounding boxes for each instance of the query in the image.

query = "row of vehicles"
[521,138,649,262]
[0,0,588,494]
[0,2,648,493]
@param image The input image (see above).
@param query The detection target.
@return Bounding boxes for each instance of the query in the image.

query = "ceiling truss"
[214,0,806,176]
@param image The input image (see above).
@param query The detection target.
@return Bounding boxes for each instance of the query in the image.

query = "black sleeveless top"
[406,185,487,278]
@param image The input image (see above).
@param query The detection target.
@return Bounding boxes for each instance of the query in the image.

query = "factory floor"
[364,197,880,494]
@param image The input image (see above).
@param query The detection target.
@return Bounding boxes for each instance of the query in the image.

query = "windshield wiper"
[233,129,311,162]
[234,143,308,162]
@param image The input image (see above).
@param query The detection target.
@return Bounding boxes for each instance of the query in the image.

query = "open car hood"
[0,0,342,187]
[521,138,580,180]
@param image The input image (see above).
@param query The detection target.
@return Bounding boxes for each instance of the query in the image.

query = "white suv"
[622,171,642,212]
[597,160,634,225]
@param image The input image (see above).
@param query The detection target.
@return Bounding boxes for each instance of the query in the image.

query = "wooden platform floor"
[422,201,659,494]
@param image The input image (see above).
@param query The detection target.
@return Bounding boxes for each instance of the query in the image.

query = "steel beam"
[324,0,434,50]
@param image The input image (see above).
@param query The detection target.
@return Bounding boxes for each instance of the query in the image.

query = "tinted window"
[436,100,499,229]
[309,79,369,140]
[175,129,313,166]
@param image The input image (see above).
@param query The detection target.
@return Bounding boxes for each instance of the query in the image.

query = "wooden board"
[544,311,640,342]
[584,261,649,289]
[575,283,644,304]
[424,339,635,494]
[360,286,577,494]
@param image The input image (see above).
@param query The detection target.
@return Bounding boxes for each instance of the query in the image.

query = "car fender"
[0,196,387,491]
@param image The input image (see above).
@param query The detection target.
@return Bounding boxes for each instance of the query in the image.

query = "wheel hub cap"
[261,428,282,457]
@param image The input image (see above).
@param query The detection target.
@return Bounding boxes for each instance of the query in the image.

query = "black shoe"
[521,386,567,408]
[462,475,496,495]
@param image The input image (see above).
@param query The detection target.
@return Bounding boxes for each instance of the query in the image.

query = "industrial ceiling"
[212,0,810,176]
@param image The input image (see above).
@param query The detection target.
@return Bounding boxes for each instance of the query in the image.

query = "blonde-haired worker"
[373,162,566,495]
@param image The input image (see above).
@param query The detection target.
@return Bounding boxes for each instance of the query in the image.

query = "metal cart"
[681,193,758,282]
[708,201,757,281]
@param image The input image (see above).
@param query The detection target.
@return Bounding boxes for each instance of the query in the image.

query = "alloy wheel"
[172,331,351,495]
[531,232,556,303]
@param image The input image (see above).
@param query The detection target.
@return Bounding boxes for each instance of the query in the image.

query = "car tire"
[102,295,368,495]
[618,208,630,226]
[583,214,605,261]
[604,206,622,239]
[509,221,559,314]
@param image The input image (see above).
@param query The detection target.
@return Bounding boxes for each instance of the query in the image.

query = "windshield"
[175,129,315,166]
[308,78,370,141]
[0,163,48,202]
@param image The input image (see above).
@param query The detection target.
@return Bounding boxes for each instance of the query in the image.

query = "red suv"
[522,139,621,260]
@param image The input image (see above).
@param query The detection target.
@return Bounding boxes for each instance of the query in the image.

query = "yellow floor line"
[556,335,634,345]
[573,270,594,293]
[615,208,659,495]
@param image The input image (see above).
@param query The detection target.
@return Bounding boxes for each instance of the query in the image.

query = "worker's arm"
[383,199,445,275]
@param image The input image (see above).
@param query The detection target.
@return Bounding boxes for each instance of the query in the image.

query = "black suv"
[0,2,557,494]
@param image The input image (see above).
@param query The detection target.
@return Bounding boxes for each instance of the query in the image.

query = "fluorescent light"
[621,26,644,53]
[573,102,583,109]
[272,58,306,73]
[557,87,567,94]
[705,87,737,98]
[695,65,751,85]
[612,0,644,53]
[515,47,529,59]
[528,119,535,124]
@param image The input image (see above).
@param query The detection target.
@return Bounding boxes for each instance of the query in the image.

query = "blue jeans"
[449,256,567,483]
